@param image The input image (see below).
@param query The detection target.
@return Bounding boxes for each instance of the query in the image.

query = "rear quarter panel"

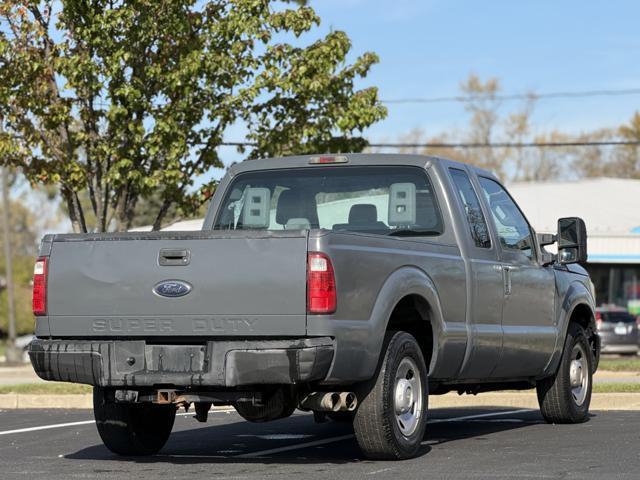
[308,231,467,383]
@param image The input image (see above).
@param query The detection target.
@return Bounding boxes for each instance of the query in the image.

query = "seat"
[333,204,388,232]
[275,189,319,228]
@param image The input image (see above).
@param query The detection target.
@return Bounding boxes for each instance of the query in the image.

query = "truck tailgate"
[45,231,308,337]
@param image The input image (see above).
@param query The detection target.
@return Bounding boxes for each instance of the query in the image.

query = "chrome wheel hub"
[394,378,414,414]
[570,360,584,387]
[393,357,423,437]
[569,343,589,407]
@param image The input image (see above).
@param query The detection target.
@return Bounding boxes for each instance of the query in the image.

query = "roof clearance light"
[309,155,348,164]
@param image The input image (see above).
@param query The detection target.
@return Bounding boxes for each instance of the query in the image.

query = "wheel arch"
[367,266,445,376]
[545,280,598,375]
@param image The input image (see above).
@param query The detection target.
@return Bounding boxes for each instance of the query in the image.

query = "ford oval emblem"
[153,280,192,298]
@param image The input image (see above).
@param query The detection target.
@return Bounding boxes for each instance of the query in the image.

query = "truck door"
[477,177,557,378]
[448,168,504,379]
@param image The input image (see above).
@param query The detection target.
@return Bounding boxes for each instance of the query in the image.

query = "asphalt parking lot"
[1,407,638,480]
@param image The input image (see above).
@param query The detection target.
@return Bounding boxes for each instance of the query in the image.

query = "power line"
[6,134,639,150]
[382,87,640,104]
[221,140,640,149]
[32,87,640,107]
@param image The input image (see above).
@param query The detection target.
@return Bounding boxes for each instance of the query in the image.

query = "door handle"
[158,248,191,266]
[503,265,513,295]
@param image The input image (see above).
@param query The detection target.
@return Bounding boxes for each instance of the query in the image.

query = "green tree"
[615,112,640,178]
[0,0,386,232]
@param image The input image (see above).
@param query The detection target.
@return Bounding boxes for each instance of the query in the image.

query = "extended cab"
[29,154,600,459]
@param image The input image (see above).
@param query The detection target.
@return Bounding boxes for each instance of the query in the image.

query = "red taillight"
[32,257,48,316]
[595,311,602,329]
[307,252,336,314]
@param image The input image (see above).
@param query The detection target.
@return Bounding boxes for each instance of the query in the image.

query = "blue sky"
[215,0,640,173]
[311,0,640,138]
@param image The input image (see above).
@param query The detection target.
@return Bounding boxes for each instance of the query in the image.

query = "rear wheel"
[93,388,176,456]
[536,323,593,424]
[353,331,428,460]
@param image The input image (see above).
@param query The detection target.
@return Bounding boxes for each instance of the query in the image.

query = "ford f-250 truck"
[29,154,600,460]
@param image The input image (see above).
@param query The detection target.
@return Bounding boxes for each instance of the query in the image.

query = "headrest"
[276,189,318,226]
[349,204,378,225]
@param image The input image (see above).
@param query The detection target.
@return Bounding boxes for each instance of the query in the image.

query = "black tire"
[93,388,176,456]
[353,331,428,460]
[536,323,593,424]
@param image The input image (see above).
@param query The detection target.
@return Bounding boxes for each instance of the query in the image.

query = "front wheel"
[353,331,428,460]
[93,388,176,456]
[536,322,593,424]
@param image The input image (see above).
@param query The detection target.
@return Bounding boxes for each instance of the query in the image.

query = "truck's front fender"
[543,277,596,376]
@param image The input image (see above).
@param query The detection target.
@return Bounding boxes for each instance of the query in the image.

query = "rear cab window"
[213,166,444,237]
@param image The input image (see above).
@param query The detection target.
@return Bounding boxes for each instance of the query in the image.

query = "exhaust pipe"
[299,392,357,412]
[339,391,358,411]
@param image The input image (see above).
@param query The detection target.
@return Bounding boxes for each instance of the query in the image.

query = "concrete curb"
[0,394,92,409]
[430,392,640,410]
[1,392,639,410]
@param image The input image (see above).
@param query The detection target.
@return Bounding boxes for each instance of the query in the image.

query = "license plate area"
[144,345,206,373]
[614,324,629,335]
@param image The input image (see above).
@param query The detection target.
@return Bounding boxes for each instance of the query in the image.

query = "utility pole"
[1,166,19,363]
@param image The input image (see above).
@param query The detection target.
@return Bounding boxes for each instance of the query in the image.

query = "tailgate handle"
[159,248,191,266]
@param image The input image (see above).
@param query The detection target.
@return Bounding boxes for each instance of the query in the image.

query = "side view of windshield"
[213,166,444,236]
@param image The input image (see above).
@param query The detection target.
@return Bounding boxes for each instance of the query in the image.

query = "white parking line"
[236,434,356,458]
[237,408,532,458]
[0,420,96,436]
[428,408,532,424]
[0,406,532,458]
[0,409,235,436]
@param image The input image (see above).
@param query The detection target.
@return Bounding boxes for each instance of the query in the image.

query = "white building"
[509,177,640,313]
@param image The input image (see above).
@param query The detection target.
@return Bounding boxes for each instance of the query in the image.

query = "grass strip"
[0,383,92,395]
[592,382,640,394]
[598,357,640,372]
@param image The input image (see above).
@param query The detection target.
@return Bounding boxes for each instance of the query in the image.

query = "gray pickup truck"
[29,154,600,460]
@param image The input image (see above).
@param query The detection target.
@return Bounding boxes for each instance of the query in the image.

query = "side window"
[478,177,535,261]
[449,169,491,248]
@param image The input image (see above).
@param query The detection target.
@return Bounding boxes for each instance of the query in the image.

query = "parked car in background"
[596,306,639,355]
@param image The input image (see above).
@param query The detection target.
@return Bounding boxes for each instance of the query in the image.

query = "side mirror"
[557,217,587,264]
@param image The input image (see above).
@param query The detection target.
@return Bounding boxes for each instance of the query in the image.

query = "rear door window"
[449,168,491,248]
